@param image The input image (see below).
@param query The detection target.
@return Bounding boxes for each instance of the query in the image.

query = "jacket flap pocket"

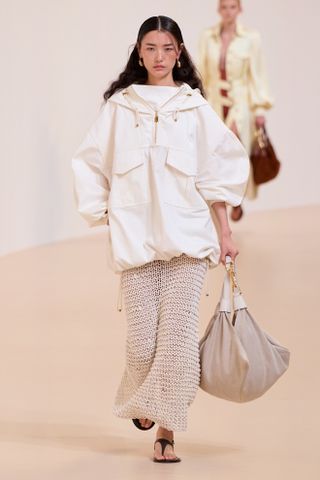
[113,149,145,175]
[166,148,197,176]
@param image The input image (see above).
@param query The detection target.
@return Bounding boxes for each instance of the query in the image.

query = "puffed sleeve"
[248,32,274,116]
[71,101,115,227]
[195,104,250,206]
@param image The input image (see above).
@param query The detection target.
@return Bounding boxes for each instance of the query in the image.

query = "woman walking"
[72,15,249,463]
[199,0,273,220]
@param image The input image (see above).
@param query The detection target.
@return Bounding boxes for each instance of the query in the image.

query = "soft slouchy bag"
[199,258,290,402]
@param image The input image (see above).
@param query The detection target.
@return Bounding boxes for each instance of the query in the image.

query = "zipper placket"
[128,85,189,144]
[154,111,159,143]
[152,88,186,144]
[131,95,159,144]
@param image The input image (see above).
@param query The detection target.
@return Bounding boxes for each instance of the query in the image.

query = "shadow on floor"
[0,420,242,457]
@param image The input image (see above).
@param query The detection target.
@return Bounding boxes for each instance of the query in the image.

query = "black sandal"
[132,418,155,431]
[153,438,181,463]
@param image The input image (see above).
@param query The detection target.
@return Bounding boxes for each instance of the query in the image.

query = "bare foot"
[154,426,180,461]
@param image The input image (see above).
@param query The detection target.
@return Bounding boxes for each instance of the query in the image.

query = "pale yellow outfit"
[198,23,274,198]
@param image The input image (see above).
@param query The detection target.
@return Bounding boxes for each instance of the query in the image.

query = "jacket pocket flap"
[113,149,145,175]
[166,148,197,176]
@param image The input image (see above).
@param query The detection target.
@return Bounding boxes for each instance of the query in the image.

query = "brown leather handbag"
[250,127,281,185]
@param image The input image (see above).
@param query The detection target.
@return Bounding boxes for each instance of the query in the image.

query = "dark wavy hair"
[103,15,205,101]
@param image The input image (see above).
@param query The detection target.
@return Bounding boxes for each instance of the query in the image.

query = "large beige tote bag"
[199,258,290,402]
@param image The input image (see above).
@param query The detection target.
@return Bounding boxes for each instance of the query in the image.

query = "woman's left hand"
[255,116,265,128]
[219,233,239,265]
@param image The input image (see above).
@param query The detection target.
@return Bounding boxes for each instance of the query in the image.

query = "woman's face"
[138,30,181,83]
[218,0,242,24]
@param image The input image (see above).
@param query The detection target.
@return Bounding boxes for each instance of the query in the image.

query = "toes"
[154,446,165,461]
[165,445,178,461]
[154,441,179,461]
[154,454,165,461]
[164,451,177,461]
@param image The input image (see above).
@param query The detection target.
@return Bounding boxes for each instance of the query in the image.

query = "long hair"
[103,15,205,101]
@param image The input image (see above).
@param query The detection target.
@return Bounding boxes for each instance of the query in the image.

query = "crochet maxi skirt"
[113,254,208,431]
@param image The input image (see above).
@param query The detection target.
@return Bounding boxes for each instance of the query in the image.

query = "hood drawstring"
[134,108,140,128]
[172,92,192,122]
[172,91,192,122]
[123,87,194,127]
[123,90,141,128]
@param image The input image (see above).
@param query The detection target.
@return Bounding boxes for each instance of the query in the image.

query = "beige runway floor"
[0,206,319,479]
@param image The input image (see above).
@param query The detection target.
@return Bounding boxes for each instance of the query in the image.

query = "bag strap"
[219,256,247,313]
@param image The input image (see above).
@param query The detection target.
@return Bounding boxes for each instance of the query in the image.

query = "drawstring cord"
[134,108,140,128]
[122,90,141,128]
[123,87,191,127]
[205,271,209,297]
[117,279,123,312]
[205,258,210,297]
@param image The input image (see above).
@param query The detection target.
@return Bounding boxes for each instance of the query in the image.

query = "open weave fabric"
[113,254,208,431]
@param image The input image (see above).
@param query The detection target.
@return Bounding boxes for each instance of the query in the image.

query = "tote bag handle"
[219,256,246,313]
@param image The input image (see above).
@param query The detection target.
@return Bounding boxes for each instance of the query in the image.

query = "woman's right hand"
[219,232,239,265]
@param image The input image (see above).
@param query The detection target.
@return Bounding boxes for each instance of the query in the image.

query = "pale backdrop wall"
[1,0,319,256]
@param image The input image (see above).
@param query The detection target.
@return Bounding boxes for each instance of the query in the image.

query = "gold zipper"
[154,111,159,143]
[127,85,191,144]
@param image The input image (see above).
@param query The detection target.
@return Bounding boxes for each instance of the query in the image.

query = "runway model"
[72,15,249,463]
[199,0,273,220]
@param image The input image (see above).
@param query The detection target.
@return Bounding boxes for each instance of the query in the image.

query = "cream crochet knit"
[113,255,207,431]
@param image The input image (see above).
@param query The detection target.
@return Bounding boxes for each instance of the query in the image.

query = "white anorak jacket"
[72,82,249,273]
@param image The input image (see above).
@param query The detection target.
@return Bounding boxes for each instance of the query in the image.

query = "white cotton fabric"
[113,254,208,432]
[131,84,179,109]
[71,82,249,273]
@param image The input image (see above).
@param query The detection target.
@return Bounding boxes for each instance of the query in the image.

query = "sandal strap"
[154,438,174,456]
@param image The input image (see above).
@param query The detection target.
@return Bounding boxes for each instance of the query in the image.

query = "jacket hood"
[108,82,207,114]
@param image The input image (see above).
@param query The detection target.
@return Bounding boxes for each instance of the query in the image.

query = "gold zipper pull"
[154,112,159,123]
